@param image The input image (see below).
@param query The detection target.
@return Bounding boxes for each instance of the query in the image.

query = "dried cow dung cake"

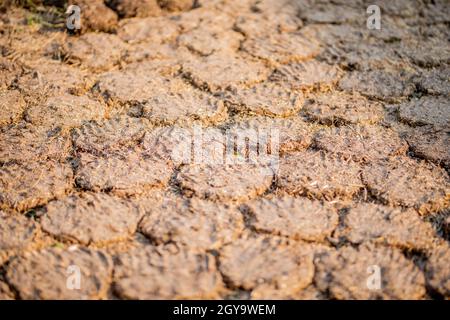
[106,0,162,18]
[158,0,194,12]
[0,58,22,90]
[67,0,118,33]
[399,96,449,130]
[223,82,304,117]
[271,60,341,91]
[241,32,321,65]
[0,281,14,300]
[0,123,71,164]
[362,157,450,214]
[414,66,450,95]
[177,163,274,202]
[6,247,113,300]
[313,125,408,162]
[42,193,144,245]
[63,33,126,72]
[219,235,315,296]
[0,90,26,126]
[227,116,314,155]
[71,116,149,156]
[243,196,338,241]
[118,16,179,44]
[425,245,450,298]
[114,245,222,299]
[97,67,167,104]
[339,69,416,102]
[139,197,244,250]
[0,211,38,252]
[182,52,270,92]
[277,151,363,200]
[140,78,227,125]
[142,125,230,166]
[338,203,436,250]
[315,243,426,299]
[397,38,450,67]
[75,150,172,196]
[299,2,361,24]
[177,26,243,56]
[0,161,73,212]
[303,91,385,125]
[25,94,106,130]
[402,126,450,168]
[16,61,93,95]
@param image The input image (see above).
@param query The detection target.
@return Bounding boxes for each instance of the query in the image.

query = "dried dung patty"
[243,196,338,242]
[5,247,113,300]
[336,203,436,250]
[277,151,363,200]
[314,243,426,299]
[139,197,244,250]
[219,235,315,296]
[362,157,450,214]
[41,193,143,245]
[114,245,222,299]
[313,125,408,162]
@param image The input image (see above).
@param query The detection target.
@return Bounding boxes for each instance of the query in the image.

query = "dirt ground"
[0,0,449,300]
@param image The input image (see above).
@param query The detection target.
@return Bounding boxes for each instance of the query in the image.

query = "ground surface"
[0,0,449,300]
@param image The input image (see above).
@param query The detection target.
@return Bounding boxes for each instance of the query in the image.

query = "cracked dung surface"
[336,203,436,250]
[182,52,271,92]
[139,77,227,125]
[71,116,149,156]
[15,60,94,96]
[227,116,314,155]
[362,157,450,215]
[177,163,274,202]
[402,126,450,169]
[425,244,450,298]
[219,235,315,296]
[0,90,26,126]
[315,243,426,300]
[0,161,73,212]
[339,69,416,102]
[244,196,338,242]
[177,27,244,56]
[303,91,385,125]
[223,82,304,117]
[5,247,113,300]
[415,66,450,96]
[75,149,173,196]
[62,33,127,72]
[0,122,71,164]
[139,197,244,250]
[277,151,363,200]
[0,211,38,264]
[25,94,106,130]
[114,245,222,299]
[241,32,321,65]
[0,0,449,300]
[41,193,143,245]
[398,96,450,130]
[271,60,341,92]
[0,281,14,300]
[313,125,408,162]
